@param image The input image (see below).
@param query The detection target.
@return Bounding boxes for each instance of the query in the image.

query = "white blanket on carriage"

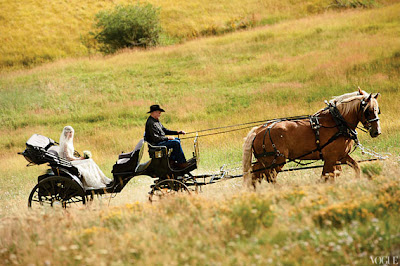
[71,159,112,189]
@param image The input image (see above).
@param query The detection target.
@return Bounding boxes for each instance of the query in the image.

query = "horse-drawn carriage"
[20,89,385,208]
[20,133,217,207]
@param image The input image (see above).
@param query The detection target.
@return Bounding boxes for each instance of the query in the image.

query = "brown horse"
[243,89,381,188]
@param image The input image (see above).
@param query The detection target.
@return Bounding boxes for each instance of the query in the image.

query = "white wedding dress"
[70,158,112,189]
[59,140,112,189]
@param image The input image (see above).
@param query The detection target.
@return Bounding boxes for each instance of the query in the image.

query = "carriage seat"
[111,139,144,175]
[130,142,172,174]
[147,143,172,159]
[135,160,152,173]
[20,134,81,180]
[44,146,80,174]
[22,134,72,167]
[47,145,60,157]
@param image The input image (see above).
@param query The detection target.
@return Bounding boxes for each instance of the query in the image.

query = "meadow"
[1,1,400,265]
[0,0,397,69]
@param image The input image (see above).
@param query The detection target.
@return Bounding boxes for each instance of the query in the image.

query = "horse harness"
[252,102,363,169]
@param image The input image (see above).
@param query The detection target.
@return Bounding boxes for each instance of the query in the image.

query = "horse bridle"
[360,96,380,131]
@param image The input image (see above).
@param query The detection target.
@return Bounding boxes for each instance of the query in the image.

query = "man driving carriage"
[144,104,189,169]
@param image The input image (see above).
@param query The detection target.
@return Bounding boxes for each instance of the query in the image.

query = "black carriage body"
[112,139,197,181]
[21,134,198,207]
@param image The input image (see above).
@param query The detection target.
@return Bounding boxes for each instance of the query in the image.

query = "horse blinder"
[360,99,380,130]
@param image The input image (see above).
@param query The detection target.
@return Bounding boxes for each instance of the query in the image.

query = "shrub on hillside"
[92,3,161,54]
[329,0,377,9]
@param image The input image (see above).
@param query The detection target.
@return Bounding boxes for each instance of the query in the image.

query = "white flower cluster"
[83,150,92,159]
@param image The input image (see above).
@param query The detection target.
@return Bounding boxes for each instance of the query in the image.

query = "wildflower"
[346,236,354,245]
[351,220,359,227]
[359,251,367,257]
[228,242,235,247]
[58,246,68,251]
[9,254,17,261]
[99,249,108,255]
[69,245,79,250]
[83,150,92,159]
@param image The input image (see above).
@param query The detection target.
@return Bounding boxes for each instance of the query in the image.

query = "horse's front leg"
[334,164,342,177]
[322,160,337,182]
[340,154,361,179]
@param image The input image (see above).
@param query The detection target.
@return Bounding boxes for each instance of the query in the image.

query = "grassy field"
[1,163,400,265]
[1,1,400,265]
[0,0,397,69]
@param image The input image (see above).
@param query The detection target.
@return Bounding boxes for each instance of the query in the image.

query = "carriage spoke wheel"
[148,179,190,203]
[28,176,86,209]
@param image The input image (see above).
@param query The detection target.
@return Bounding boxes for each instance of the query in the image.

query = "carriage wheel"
[148,179,190,203]
[28,176,86,208]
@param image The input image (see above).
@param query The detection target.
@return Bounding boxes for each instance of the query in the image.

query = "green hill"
[0,0,396,69]
[1,3,399,162]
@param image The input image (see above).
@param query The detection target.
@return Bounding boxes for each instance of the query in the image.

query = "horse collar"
[328,103,359,142]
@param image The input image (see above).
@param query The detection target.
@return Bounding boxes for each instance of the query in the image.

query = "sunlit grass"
[1,3,400,265]
[0,0,328,69]
[1,4,400,157]
[2,0,398,69]
[1,159,399,265]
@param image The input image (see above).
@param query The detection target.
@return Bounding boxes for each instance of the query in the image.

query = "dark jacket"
[144,116,178,145]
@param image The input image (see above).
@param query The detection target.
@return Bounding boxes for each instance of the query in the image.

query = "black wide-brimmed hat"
[147,104,165,113]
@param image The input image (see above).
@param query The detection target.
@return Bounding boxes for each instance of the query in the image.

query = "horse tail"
[243,126,258,188]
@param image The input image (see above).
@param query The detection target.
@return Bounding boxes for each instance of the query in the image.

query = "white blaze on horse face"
[374,105,381,136]
[368,99,381,137]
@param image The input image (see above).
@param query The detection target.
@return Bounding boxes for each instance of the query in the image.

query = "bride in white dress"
[59,126,112,189]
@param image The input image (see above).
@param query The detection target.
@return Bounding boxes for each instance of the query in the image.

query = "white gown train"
[71,159,112,189]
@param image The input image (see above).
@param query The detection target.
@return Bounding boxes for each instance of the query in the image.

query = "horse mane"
[329,90,367,105]
[314,90,367,116]
[335,94,366,117]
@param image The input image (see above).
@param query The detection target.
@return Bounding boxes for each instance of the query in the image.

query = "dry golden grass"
[1,3,400,264]
[1,158,399,265]
[1,0,346,69]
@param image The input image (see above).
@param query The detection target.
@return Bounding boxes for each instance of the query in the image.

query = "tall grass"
[1,160,399,265]
[1,0,397,69]
[0,3,400,265]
